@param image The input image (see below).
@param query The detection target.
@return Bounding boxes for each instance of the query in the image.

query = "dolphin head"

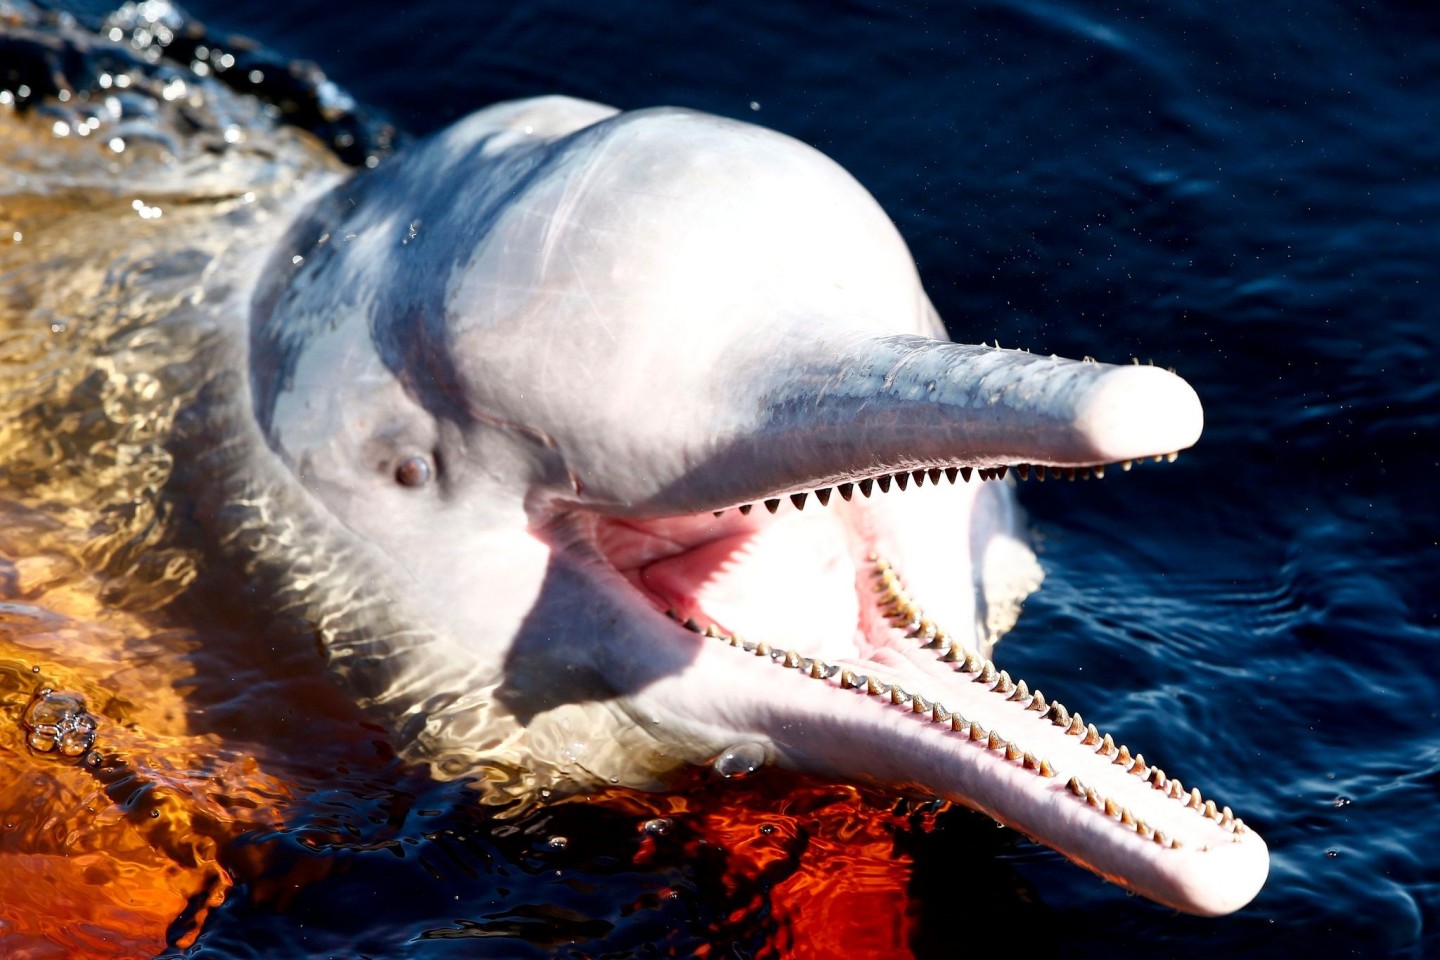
[247,96,1263,916]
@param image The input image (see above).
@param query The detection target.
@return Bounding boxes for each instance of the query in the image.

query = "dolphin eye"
[394,454,433,488]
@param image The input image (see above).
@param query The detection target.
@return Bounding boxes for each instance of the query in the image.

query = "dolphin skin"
[201,95,1267,916]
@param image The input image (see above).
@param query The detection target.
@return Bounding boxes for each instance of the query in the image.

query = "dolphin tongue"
[579,335,1203,516]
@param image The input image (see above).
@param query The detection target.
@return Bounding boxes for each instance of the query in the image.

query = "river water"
[2,1,1438,957]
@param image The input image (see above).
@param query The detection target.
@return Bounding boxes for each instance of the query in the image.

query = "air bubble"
[712,742,766,779]
[21,689,97,759]
[642,818,672,836]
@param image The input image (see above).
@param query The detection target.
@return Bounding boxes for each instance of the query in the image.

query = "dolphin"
[186,94,1266,916]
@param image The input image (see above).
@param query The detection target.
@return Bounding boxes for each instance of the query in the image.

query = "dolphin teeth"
[1004,678,1027,700]
[1189,788,1203,810]
[1148,767,1167,789]
[837,482,855,501]
[1021,750,1040,769]
[866,677,888,696]
[1168,779,1184,800]
[1122,460,1134,472]
[1093,464,1106,479]
[790,492,808,510]
[1005,742,1024,762]
[1114,745,1133,766]
[969,721,987,742]
[1027,692,1047,712]
[961,652,983,674]
[1081,722,1100,746]
[890,686,911,706]
[683,618,702,633]
[1050,466,1062,480]
[1087,788,1103,808]
[858,478,874,498]
[987,731,1004,751]
[996,465,1009,480]
[1203,799,1219,820]
[1166,452,1179,463]
[876,475,892,494]
[814,487,832,506]
[739,504,753,515]
[1066,468,1077,481]
[754,642,771,657]
[1038,758,1056,778]
[960,466,973,483]
[713,510,725,517]
[993,671,1015,695]
[764,498,781,514]
[782,650,802,668]
[948,713,966,732]
[1169,838,1183,849]
[1062,715,1083,735]
[911,469,927,487]
[1129,754,1148,778]
[1016,463,1031,480]
[1067,776,1086,797]
[944,466,959,484]
[893,472,908,491]
[808,659,828,679]
[1119,807,1136,827]
[703,624,721,638]
[911,694,931,714]
[1098,734,1117,757]
[1136,821,1153,839]
[1154,830,1169,847]
[1104,798,1120,817]
[839,669,859,689]
[975,662,998,684]
[931,703,950,723]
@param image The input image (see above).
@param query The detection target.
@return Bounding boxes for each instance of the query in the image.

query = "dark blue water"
[20,1,1440,956]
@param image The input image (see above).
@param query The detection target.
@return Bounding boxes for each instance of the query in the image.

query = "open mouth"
[580,458,1269,917]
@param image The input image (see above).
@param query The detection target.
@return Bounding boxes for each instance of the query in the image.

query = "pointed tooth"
[1130,754,1148,778]
[1016,463,1031,480]
[1063,715,1083,735]
[814,487,832,507]
[974,662,997,684]
[1154,830,1169,847]
[927,468,943,484]
[877,474,892,494]
[1027,692,1047,712]
[1005,742,1024,762]
[1121,460,1134,472]
[1113,745,1132,766]
[790,492,808,510]
[756,642,772,657]
[713,510,725,517]
[911,694,931,714]
[1093,464,1105,479]
[1204,799,1219,820]
[1098,734,1116,757]
[703,624,721,638]
[1005,678,1028,701]
[739,503,753,515]
[960,652,983,674]
[1137,821,1153,840]
[911,469,927,487]
[987,731,1004,751]
[1022,751,1040,770]
[931,703,950,723]
[1170,838,1183,849]
[840,668,859,689]
[916,620,939,645]
[837,482,855,501]
[764,498,781,514]
[1148,767,1167,789]
[996,465,1009,480]
[1050,466,1062,480]
[1039,759,1056,778]
[1081,724,1100,746]
[1065,468,1077,481]
[890,686,911,706]
[1189,788,1203,810]
[993,671,1015,695]
[1120,808,1136,827]
[858,478,874,498]
[1104,798,1121,818]
[960,466,973,483]
[950,714,968,732]
[894,472,909,491]
[1166,451,1179,463]
[969,721,987,742]
[1035,467,1046,483]
[1067,777,1086,797]
[782,650,801,668]
[1168,779,1184,800]
[866,677,888,696]
[1087,788,1103,808]
[683,618,702,633]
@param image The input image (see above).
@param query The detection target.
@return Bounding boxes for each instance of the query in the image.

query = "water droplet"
[546,836,568,850]
[712,742,766,779]
[1325,849,1340,858]
[1332,796,1352,808]
[642,818,672,836]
